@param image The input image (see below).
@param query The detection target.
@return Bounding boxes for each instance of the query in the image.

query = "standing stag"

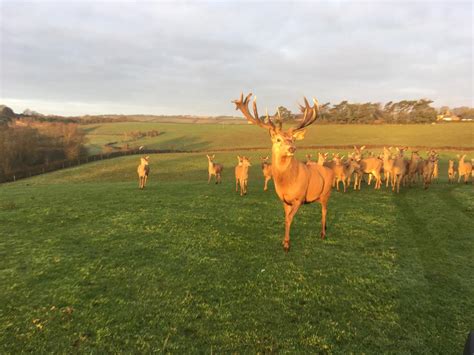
[233,93,333,252]
[137,156,150,189]
[235,156,251,196]
[206,154,223,184]
[261,156,273,191]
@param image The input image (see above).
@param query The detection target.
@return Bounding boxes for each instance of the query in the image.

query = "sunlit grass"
[0,151,473,353]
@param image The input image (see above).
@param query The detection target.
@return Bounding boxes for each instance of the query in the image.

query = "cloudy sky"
[0,0,472,116]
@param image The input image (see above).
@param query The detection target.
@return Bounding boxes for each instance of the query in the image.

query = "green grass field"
[1,149,473,353]
[83,122,474,154]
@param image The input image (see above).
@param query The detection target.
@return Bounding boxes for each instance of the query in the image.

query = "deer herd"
[135,93,473,252]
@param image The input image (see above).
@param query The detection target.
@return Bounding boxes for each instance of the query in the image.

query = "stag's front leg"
[282,201,302,252]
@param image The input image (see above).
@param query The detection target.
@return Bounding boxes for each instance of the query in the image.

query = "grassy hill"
[1,150,473,353]
[83,122,474,154]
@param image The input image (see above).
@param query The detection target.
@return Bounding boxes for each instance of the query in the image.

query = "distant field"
[1,151,473,353]
[83,122,474,154]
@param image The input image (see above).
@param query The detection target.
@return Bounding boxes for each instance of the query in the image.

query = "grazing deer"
[233,93,333,252]
[261,156,273,191]
[137,156,150,189]
[448,159,457,183]
[206,154,223,184]
[235,156,251,196]
[457,154,473,184]
[353,145,383,189]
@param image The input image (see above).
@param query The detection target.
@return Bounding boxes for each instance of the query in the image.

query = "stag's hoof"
[320,232,326,240]
[282,240,290,252]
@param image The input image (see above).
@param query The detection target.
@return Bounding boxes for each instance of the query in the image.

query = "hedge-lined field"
[83,122,474,154]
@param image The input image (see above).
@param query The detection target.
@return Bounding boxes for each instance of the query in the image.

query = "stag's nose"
[288,147,296,154]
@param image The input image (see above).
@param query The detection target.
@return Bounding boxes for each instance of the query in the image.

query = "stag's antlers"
[233,93,319,132]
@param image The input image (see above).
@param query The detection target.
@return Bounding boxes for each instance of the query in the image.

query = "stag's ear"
[292,130,306,141]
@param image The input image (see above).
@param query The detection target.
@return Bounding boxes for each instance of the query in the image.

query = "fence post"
[13,175,16,182]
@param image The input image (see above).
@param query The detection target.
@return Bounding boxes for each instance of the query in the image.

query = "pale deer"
[235,156,251,196]
[353,145,383,189]
[422,153,437,189]
[432,153,439,183]
[335,157,360,192]
[206,154,223,184]
[137,156,150,189]
[317,152,329,166]
[448,159,457,183]
[407,151,421,186]
[261,156,273,191]
[233,93,333,252]
[382,147,395,188]
[306,154,317,166]
[391,147,408,193]
[457,154,473,183]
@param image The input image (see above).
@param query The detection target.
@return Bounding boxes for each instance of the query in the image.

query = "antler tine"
[276,107,283,130]
[293,96,319,132]
[232,92,275,131]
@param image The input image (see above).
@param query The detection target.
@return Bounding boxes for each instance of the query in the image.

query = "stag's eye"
[277,138,281,143]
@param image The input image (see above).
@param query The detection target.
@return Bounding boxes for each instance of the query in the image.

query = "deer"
[457,154,473,184]
[382,147,395,188]
[407,150,422,186]
[206,154,223,184]
[306,154,317,166]
[233,93,333,252]
[432,152,439,183]
[137,156,150,189]
[448,159,457,183]
[317,152,329,166]
[353,145,383,189]
[334,156,360,192]
[391,147,408,193]
[422,152,437,189]
[260,156,273,191]
[235,156,251,195]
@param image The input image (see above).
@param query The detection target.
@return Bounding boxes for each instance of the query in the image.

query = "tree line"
[0,116,87,179]
[276,100,474,124]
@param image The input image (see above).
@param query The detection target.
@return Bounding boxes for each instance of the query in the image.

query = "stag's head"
[233,93,319,160]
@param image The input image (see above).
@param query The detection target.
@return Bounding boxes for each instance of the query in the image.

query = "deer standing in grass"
[448,160,457,183]
[261,156,273,191]
[422,152,437,189]
[235,156,251,196]
[206,154,223,184]
[233,93,333,252]
[382,147,395,188]
[353,145,383,189]
[392,147,408,193]
[137,156,150,189]
[457,154,473,184]
[407,151,421,186]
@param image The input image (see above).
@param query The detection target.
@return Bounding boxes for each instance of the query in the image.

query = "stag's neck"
[272,153,299,180]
